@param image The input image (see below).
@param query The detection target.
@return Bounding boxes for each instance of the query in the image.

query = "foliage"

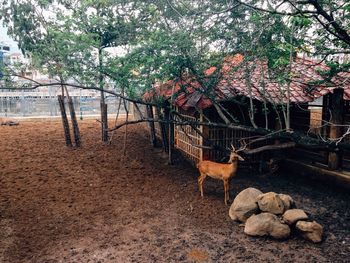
[1,0,350,99]
[0,0,152,89]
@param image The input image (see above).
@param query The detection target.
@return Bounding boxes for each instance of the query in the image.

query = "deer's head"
[229,144,245,162]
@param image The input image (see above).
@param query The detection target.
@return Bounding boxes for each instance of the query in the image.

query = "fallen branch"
[243,142,296,155]
[1,121,19,126]
[107,116,350,152]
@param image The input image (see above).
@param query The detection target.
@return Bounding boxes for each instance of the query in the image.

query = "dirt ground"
[0,120,349,263]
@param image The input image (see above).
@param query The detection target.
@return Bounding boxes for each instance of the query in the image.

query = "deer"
[197,144,245,205]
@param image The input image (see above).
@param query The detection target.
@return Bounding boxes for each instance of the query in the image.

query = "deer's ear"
[238,155,245,161]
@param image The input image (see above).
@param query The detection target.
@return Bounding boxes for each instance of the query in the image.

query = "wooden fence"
[138,101,350,172]
[174,114,202,164]
[173,112,265,165]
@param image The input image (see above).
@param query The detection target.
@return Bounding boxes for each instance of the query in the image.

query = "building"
[144,54,350,173]
[0,42,10,70]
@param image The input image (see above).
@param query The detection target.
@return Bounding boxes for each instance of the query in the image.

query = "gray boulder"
[282,209,308,225]
[257,192,285,215]
[229,187,263,222]
[296,221,323,243]
[244,212,290,239]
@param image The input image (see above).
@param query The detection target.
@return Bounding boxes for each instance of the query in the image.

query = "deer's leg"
[197,176,201,195]
[198,173,206,197]
[224,179,229,205]
[226,179,230,201]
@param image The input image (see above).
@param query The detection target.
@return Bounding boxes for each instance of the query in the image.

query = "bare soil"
[0,120,349,263]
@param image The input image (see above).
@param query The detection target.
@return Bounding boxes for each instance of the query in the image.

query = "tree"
[0,0,153,142]
[2,0,350,160]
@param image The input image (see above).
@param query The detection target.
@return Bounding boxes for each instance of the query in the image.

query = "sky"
[0,25,20,53]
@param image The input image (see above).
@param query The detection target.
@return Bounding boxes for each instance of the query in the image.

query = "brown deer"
[197,145,245,205]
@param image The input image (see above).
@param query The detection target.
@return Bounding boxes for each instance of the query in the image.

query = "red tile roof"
[144,54,350,110]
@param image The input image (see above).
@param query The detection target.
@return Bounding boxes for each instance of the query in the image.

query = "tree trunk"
[157,107,169,153]
[67,96,81,147]
[122,99,129,156]
[286,22,294,131]
[57,95,72,147]
[328,88,344,170]
[245,67,258,129]
[101,102,108,142]
[260,65,269,129]
[200,113,210,161]
[99,47,108,142]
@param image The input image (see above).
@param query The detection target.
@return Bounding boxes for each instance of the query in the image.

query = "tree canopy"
[1,0,350,102]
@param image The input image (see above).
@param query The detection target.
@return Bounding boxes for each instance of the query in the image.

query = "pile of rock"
[229,187,323,243]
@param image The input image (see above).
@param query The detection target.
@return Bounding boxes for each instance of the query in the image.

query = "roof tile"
[144,55,350,110]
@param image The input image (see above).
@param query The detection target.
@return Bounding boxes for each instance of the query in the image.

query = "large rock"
[278,194,295,210]
[257,192,285,215]
[229,187,263,222]
[282,209,308,225]
[244,212,290,239]
[296,221,323,243]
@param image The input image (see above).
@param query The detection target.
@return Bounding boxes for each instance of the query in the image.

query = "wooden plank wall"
[174,114,201,164]
[291,99,350,171]
[173,112,268,165]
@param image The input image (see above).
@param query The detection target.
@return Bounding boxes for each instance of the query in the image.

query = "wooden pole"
[328,88,344,170]
[57,95,72,147]
[322,94,330,164]
[147,105,157,147]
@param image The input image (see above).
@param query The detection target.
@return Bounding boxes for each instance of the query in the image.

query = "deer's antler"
[236,139,247,153]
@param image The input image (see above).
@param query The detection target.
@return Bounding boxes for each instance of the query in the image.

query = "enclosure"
[0,120,349,262]
[2,0,350,262]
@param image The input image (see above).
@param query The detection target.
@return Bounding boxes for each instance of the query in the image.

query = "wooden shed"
[144,54,350,171]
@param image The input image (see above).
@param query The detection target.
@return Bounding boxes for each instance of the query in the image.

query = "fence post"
[167,109,174,165]
[199,113,210,161]
[328,88,344,170]
[157,106,169,153]
[322,94,331,164]
[147,105,157,147]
